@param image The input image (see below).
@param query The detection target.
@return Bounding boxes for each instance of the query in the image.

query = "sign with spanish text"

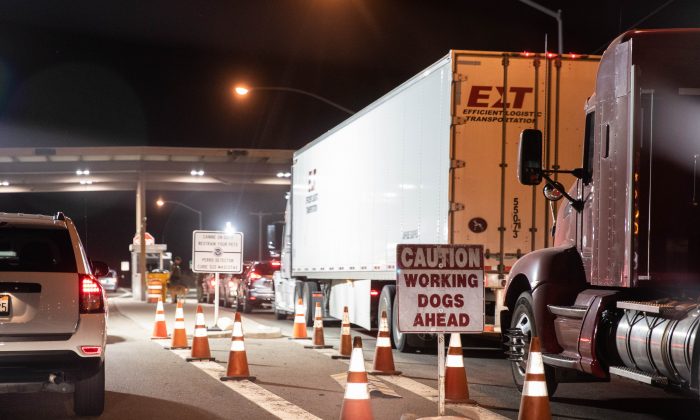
[192,230,244,273]
[396,244,484,333]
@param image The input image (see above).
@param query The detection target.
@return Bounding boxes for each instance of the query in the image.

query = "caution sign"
[396,244,484,333]
[192,230,244,274]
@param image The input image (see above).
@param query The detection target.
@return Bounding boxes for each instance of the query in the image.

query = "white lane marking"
[193,361,322,420]
[378,374,508,420]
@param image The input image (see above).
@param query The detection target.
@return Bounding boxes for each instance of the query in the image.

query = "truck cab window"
[582,111,595,184]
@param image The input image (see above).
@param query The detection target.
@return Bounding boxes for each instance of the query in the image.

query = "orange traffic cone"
[444,333,473,403]
[221,312,256,381]
[151,297,170,339]
[332,306,352,360]
[370,311,401,375]
[517,336,551,420]
[305,302,333,349]
[186,305,215,362]
[340,337,374,420]
[291,298,310,340]
[167,299,190,349]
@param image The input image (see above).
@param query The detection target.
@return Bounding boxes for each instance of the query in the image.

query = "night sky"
[0,1,697,278]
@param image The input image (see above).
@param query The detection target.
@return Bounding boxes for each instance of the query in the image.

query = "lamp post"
[234,86,355,116]
[156,199,203,231]
[519,0,563,54]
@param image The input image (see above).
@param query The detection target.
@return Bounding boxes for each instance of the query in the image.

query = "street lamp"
[233,85,355,116]
[156,199,203,231]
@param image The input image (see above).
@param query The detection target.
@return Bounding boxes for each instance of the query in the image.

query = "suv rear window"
[0,228,77,272]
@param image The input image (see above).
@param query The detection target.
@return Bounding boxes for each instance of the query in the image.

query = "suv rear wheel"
[74,362,105,416]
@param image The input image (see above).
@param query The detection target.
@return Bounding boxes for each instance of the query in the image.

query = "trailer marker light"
[520,51,536,58]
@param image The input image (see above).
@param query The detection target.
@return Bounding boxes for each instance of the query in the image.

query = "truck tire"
[386,286,414,353]
[302,282,318,326]
[510,291,558,396]
[73,362,105,416]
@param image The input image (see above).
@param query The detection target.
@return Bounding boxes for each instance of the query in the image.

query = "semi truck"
[503,29,700,396]
[274,49,599,350]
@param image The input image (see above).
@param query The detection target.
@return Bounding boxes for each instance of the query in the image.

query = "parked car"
[98,268,118,292]
[0,212,107,416]
[234,260,278,313]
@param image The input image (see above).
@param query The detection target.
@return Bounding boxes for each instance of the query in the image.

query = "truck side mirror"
[517,129,544,185]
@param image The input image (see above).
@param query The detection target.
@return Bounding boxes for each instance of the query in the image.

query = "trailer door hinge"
[453,72,466,82]
[452,116,467,125]
[450,159,465,169]
[450,202,465,212]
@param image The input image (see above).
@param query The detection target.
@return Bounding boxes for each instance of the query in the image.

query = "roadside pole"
[213,271,220,328]
[437,332,445,415]
[396,244,484,417]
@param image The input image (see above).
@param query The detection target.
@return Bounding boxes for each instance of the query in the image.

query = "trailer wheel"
[510,291,559,396]
[302,282,318,326]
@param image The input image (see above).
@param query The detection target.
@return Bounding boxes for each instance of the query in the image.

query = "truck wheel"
[510,291,559,396]
[388,287,414,353]
[73,362,105,416]
[302,282,319,326]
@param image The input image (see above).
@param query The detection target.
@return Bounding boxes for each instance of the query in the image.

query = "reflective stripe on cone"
[340,337,374,420]
[445,333,472,403]
[370,311,401,376]
[332,306,352,360]
[517,336,551,420]
[221,311,255,381]
[186,305,215,362]
[291,297,310,339]
[169,300,190,349]
[151,298,170,339]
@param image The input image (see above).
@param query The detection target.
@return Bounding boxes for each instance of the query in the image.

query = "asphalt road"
[1,291,698,419]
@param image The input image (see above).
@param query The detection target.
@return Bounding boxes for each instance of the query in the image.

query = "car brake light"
[80,346,102,356]
[370,289,380,297]
[249,273,262,280]
[79,274,105,313]
[249,296,257,301]
[271,260,281,267]
[210,279,216,287]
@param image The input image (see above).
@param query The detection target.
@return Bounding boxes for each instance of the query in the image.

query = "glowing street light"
[156,199,202,230]
[233,85,355,115]
[224,221,236,234]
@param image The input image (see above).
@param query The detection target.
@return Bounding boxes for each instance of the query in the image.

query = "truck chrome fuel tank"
[616,306,700,383]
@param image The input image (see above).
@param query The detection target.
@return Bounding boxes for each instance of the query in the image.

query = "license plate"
[0,295,9,316]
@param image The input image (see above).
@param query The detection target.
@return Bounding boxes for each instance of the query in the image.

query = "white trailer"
[274,50,599,350]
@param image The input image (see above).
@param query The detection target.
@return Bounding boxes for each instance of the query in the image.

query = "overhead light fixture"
[76,169,90,176]
[190,169,205,176]
[224,221,236,233]
[0,181,9,187]
[276,172,291,178]
[80,179,93,185]
[234,86,249,96]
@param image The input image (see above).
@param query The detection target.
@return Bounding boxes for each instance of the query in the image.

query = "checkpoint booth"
[129,232,171,301]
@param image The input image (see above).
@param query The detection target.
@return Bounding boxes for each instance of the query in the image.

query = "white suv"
[0,212,107,416]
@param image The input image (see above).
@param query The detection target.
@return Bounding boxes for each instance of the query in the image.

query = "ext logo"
[467,86,533,109]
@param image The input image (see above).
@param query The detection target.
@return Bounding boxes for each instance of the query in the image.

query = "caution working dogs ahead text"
[396,244,484,334]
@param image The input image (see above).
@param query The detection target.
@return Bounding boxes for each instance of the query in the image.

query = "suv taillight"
[80,274,105,313]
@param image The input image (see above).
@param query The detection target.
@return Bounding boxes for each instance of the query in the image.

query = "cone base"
[151,336,171,340]
[445,398,477,405]
[331,355,351,360]
[288,337,312,340]
[164,346,191,350]
[221,375,256,382]
[304,344,333,349]
[186,357,216,362]
[369,370,402,376]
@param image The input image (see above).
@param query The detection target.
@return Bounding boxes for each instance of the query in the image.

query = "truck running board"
[542,353,579,369]
[609,366,668,386]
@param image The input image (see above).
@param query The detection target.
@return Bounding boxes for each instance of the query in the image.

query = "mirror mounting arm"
[541,172,585,212]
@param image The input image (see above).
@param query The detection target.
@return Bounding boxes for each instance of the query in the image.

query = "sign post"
[396,244,484,416]
[192,230,244,328]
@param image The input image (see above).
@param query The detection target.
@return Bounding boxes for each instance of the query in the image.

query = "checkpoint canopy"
[192,230,244,274]
[396,244,484,333]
